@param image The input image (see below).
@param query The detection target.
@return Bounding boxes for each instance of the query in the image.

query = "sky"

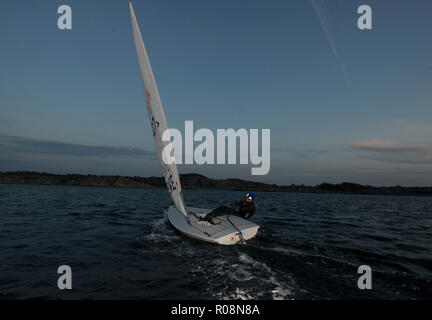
[0,0,431,186]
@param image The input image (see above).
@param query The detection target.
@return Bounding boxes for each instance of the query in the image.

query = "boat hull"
[168,206,259,245]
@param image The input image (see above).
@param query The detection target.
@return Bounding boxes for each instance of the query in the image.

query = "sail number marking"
[166,174,177,193]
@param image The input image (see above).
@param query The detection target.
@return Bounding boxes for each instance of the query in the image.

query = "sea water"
[0,184,431,299]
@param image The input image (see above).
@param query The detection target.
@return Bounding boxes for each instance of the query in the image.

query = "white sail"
[129,2,187,216]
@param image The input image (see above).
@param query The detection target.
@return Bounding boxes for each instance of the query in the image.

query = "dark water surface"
[0,184,431,299]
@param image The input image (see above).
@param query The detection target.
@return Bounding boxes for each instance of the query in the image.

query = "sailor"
[203,192,256,222]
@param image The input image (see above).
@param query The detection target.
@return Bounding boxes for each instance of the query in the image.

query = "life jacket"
[237,201,256,219]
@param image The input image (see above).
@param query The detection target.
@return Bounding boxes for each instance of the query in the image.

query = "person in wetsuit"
[203,192,256,222]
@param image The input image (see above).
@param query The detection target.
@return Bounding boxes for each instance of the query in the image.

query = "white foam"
[140,214,183,252]
[238,253,273,274]
[150,215,169,230]
[238,252,294,299]
[229,287,258,300]
[202,251,295,300]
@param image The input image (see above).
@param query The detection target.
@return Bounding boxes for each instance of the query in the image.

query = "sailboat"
[129,2,259,245]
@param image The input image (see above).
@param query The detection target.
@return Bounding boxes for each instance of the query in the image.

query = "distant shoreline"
[1,171,431,197]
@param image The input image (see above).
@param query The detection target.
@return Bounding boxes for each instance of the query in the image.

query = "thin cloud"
[350,139,432,154]
[0,134,156,159]
[272,146,330,159]
[357,154,432,165]
[311,0,351,86]
[350,139,432,165]
[0,117,23,129]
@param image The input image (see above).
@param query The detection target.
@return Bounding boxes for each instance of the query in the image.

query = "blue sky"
[0,0,431,186]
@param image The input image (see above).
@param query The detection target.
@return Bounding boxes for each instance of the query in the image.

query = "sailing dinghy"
[129,2,259,245]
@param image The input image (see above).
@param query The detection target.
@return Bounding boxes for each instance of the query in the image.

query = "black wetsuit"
[207,200,256,220]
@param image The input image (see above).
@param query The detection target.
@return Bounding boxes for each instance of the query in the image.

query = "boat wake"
[135,215,295,299]
[191,250,295,300]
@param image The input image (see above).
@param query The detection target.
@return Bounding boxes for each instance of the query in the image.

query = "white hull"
[168,206,259,245]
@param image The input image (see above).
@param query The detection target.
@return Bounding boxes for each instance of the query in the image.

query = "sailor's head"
[245,192,255,203]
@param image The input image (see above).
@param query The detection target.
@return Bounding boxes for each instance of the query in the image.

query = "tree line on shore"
[1,171,431,196]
